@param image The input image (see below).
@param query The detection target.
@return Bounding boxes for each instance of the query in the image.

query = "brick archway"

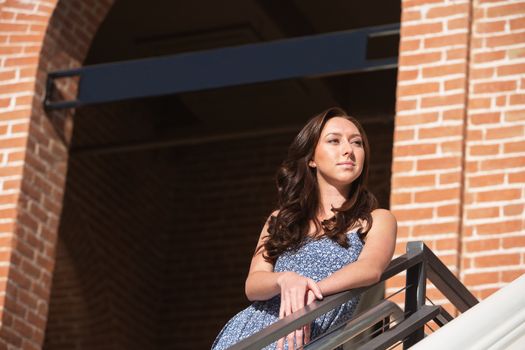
[0,1,114,347]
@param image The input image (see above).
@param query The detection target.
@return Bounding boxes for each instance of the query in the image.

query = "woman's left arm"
[317,209,397,296]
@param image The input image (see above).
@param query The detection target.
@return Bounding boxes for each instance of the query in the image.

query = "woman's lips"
[337,161,356,166]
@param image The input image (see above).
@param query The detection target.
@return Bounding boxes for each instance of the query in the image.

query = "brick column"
[0,1,113,348]
[389,0,472,307]
[461,0,525,299]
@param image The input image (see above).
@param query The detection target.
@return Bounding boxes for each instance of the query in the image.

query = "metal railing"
[303,299,404,349]
[228,241,478,350]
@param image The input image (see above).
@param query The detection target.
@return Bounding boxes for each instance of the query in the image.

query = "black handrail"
[423,244,478,312]
[228,252,421,350]
[359,305,442,350]
[227,241,478,350]
[303,299,404,349]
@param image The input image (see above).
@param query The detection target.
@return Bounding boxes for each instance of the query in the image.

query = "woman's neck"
[317,182,349,219]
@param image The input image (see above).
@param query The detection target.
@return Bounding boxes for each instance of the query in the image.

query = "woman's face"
[309,117,365,191]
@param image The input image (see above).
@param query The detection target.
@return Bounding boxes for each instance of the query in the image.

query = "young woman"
[212,107,397,350]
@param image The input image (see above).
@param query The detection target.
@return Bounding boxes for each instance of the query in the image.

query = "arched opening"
[44,0,400,348]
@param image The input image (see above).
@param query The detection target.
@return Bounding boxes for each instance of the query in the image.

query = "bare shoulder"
[356,209,397,278]
[371,208,397,226]
[362,209,397,243]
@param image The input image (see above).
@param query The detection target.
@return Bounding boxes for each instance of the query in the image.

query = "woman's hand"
[276,272,323,349]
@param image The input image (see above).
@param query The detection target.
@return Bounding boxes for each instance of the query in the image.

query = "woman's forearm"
[318,210,397,296]
[245,271,286,301]
[246,260,382,301]
[317,260,382,296]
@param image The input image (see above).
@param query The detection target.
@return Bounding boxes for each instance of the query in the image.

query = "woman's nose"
[343,140,353,156]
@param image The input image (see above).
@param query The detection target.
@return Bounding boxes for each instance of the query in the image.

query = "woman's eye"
[352,140,363,147]
[328,139,340,144]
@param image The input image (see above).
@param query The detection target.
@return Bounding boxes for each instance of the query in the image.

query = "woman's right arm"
[245,214,285,301]
[246,213,323,349]
[245,213,323,303]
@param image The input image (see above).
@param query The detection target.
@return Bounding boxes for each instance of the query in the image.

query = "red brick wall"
[390,0,525,309]
[461,0,525,299]
[0,0,113,348]
[44,151,169,350]
[390,0,472,308]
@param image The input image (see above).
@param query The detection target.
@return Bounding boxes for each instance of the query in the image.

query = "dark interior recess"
[44,1,400,349]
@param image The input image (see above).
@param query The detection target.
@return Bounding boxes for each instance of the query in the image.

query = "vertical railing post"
[403,241,426,349]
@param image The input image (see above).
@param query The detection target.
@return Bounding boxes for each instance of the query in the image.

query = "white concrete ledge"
[412,273,525,350]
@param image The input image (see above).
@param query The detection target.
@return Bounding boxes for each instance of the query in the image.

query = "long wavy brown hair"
[262,107,378,264]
